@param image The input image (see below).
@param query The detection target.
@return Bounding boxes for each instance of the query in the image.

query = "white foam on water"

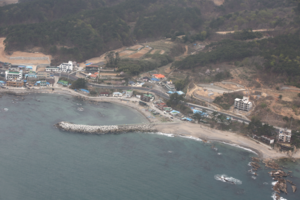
[248,162,252,167]
[4,108,8,111]
[217,153,222,155]
[214,174,242,185]
[263,182,268,185]
[271,192,287,200]
[168,151,173,153]
[148,132,174,137]
[179,135,203,142]
[214,147,218,151]
[251,176,256,180]
[272,181,278,186]
[77,107,84,112]
[221,142,258,155]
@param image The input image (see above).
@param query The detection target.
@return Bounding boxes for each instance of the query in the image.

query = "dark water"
[0,94,299,200]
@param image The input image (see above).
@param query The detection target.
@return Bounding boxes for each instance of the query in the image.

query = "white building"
[278,128,292,143]
[234,96,252,111]
[125,90,133,98]
[5,70,23,80]
[58,61,73,72]
[113,92,123,97]
[261,135,275,144]
[46,66,60,72]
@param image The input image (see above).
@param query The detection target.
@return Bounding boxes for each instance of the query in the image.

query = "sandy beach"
[2,87,300,160]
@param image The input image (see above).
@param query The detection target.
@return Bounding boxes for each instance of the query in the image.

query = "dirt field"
[216,29,275,35]
[160,50,165,55]
[128,47,151,59]
[119,50,135,57]
[0,38,51,65]
[211,0,224,6]
[129,45,143,50]
[0,0,18,6]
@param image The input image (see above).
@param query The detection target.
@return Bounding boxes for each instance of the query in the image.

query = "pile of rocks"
[56,121,155,134]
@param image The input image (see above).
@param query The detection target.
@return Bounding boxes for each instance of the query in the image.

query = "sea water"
[0,94,299,200]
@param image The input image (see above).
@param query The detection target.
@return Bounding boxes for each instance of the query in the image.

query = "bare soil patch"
[0,0,18,6]
[212,0,224,6]
[160,50,165,55]
[119,50,135,57]
[0,38,51,65]
[129,45,143,50]
[128,47,151,59]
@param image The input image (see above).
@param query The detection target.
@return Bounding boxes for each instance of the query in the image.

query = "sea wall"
[56,121,155,134]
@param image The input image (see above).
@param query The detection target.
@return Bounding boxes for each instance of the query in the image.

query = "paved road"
[186,102,251,123]
[53,74,250,122]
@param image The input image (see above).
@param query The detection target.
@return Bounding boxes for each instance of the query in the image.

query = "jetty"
[56,121,155,134]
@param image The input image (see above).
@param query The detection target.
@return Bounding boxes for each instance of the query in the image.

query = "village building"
[9,65,19,71]
[278,128,292,143]
[25,71,37,79]
[46,66,60,72]
[165,83,176,92]
[234,96,252,111]
[6,80,24,87]
[153,74,165,79]
[85,65,99,73]
[37,72,50,79]
[113,92,123,97]
[261,135,275,144]
[58,61,74,72]
[125,90,133,98]
[141,94,151,102]
[142,77,150,82]
[99,92,110,97]
[5,70,23,80]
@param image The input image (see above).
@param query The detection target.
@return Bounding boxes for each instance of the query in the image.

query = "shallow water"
[0,94,299,200]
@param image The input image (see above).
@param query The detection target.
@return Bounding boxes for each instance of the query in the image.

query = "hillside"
[0,0,298,63]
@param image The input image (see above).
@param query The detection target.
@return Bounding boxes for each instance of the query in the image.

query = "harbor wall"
[56,121,155,134]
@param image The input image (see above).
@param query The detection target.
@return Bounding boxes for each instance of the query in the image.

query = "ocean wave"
[221,142,258,155]
[271,192,287,200]
[263,182,268,185]
[4,108,8,111]
[148,132,174,137]
[217,152,222,155]
[251,176,256,180]
[179,135,203,142]
[214,174,242,185]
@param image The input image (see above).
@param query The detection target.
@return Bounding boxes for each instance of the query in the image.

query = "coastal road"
[53,73,249,122]
[186,102,251,123]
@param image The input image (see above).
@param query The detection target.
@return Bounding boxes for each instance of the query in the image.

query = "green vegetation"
[166,93,192,115]
[70,78,87,89]
[134,6,202,39]
[232,29,263,40]
[213,92,243,110]
[174,40,256,69]
[247,118,275,136]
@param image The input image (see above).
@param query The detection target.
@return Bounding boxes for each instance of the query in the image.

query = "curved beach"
[1,87,299,160]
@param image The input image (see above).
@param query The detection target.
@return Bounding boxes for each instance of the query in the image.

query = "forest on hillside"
[0,0,299,63]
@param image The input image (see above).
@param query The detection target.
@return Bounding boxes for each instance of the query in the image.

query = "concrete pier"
[56,121,155,134]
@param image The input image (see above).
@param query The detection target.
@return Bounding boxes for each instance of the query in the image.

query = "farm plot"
[128,47,151,59]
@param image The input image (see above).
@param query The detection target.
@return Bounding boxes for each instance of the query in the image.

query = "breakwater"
[56,121,155,134]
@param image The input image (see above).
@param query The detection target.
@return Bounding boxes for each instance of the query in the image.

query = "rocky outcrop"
[56,121,155,134]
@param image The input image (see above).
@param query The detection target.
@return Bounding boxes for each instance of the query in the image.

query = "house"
[125,90,133,98]
[278,128,292,143]
[157,102,167,110]
[9,65,19,71]
[99,92,110,97]
[46,66,60,72]
[176,91,185,96]
[46,79,55,86]
[234,96,252,111]
[35,80,47,86]
[37,71,50,79]
[141,94,151,102]
[85,65,99,73]
[6,80,24,87]
[128,81,135,86]
[142,77,150,82]
[58,61,73,72]
[5,70,23,80]
[113,92,123,97]
[153,74,165,79]
[165,83,176,92]
[261,135,275,144]
[25,71,37,79]
[90,74,98,79]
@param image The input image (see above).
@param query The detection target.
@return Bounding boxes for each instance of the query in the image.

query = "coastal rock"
[56,121,156,134]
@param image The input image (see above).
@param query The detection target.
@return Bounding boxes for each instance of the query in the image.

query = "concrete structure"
[125,90,133,98]
[113,92,123,97]
[234,96,252,111]
[85,65,99,73]
[99,92,109,97]
[25,71,37,79]
[58,61,73,72]
[261,135,275,144]
[46,66,60,72]
[37,71,50,79]
[165,83,176,92]
[6,80,24,87]
[278,128,292,143]
[5,70,23,80]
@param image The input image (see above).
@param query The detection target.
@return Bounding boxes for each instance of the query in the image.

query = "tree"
[167,93,184,107]
[70,78,86,89]
[192,113,203,123]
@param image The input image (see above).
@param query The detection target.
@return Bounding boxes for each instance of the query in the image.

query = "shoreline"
[1,88,300,160]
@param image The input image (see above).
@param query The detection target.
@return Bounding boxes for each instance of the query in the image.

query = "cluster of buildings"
[253,128,292,147]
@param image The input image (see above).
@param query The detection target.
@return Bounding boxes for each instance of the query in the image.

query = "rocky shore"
[56,121,156,134]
